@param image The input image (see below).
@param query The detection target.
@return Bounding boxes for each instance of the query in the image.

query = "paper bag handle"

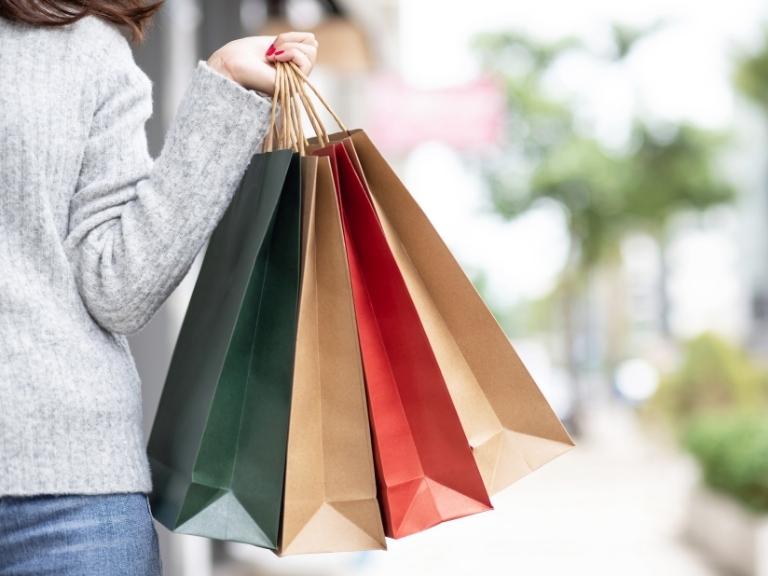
[265,60,349,153]
[264,63,309,153]
[287,62,348,135]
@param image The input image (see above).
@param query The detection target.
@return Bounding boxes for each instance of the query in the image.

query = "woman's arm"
[63,30,316,335]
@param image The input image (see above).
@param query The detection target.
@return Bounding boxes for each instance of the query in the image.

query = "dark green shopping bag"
[148,149,302,549]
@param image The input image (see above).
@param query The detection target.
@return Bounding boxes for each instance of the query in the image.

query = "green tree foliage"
[620,125,733,228]
[734,28,768,112]
[474,31,735,275]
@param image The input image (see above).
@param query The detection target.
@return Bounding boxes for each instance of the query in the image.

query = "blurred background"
[130,0,768,574]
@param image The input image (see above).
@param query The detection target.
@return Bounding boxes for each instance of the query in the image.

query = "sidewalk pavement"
[220,406,719,576]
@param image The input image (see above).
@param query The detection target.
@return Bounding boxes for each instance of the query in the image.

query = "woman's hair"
[0,0,164,41]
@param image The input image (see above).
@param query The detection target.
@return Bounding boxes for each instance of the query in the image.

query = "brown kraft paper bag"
[279,154,386,554]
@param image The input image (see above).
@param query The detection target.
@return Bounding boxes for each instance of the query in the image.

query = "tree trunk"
[560,265,584,437]
[657,229,671,338]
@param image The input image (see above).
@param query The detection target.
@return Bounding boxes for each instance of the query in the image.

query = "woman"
[0,1,317,573]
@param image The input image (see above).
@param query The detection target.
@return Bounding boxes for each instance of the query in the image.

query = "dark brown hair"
[0,0,164,42]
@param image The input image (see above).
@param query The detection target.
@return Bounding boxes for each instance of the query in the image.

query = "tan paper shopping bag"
[343,130,574,495]
[279,155,386,555]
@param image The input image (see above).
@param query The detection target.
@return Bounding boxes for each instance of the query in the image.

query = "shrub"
[683,412,768,513]
[653,333,767,422]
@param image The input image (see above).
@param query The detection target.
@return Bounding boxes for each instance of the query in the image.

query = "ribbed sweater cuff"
[195,60,273,115]
[152,61,274,202]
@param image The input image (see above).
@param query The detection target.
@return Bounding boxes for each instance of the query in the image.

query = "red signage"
[366,74,505,154]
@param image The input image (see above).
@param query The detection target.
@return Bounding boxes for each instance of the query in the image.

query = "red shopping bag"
[312,142,492,539]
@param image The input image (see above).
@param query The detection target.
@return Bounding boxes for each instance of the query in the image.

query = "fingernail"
[274,50,285,56]
[266,44,276,56]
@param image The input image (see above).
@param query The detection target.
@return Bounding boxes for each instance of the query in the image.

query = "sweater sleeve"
[64,49,273,335]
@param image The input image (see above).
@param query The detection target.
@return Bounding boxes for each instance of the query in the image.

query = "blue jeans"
[0,493,161,575]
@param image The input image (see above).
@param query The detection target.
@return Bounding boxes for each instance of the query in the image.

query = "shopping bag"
[279,155,386,554]
[147,145,302,549]
[343,130,574,495]
[312,140,492,539]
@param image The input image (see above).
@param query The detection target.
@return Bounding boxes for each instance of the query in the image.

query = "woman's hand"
[207,32,318,95]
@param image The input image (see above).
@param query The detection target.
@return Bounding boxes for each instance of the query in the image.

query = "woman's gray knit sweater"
[0,16,273,495]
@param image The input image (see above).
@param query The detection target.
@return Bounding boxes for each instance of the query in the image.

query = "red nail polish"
[274,50,285,56]
[266,44,276,56]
